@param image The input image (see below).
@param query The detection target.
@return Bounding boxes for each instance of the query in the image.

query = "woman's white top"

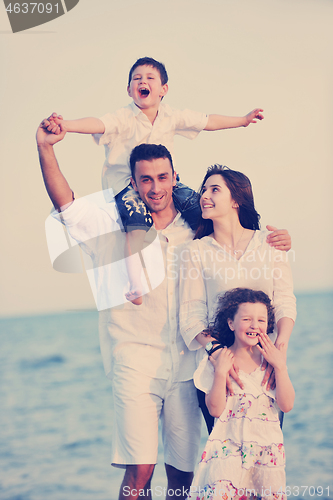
[179,230,296,353]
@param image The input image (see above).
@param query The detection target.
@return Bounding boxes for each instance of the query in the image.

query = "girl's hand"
[226,364,244,395]
[256,332,287,371]
[261,339,288,389]
[209,347,234,377]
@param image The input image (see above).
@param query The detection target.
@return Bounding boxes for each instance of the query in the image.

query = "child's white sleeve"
[92,111,122,146]
[262,384,277,401]
[193,355,214,394]
[174,108,209,139]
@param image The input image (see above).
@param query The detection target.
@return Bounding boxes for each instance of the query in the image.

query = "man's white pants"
[111,364,202,472]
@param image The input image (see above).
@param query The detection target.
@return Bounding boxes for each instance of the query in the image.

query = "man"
[37,123,291,499]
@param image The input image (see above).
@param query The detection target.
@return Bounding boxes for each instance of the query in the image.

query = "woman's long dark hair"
[194,165,261,239]
[210,288,275,347]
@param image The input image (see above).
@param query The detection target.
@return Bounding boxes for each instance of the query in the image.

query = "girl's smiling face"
[228,302,268,347]
[200,174,238,221]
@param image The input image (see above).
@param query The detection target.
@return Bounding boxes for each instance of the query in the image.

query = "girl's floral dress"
[188,356,286,500]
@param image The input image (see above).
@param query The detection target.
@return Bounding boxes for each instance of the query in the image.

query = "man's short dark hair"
[128,57,168,86]
[129,144,174,180]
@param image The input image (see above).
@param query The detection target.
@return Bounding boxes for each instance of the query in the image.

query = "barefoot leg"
[124,229,149,305]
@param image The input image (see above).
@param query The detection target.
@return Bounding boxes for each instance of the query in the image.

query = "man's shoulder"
[54,195,119,228]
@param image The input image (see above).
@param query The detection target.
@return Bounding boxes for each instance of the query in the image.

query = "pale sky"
[1,0,332,317]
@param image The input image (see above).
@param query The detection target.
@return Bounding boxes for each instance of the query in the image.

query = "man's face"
[127,65,168,110]
[131,157,176,213]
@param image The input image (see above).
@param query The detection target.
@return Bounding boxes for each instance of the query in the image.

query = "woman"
[179,165,296,432]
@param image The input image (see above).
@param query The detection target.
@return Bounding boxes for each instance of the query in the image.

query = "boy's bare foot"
[125,290,143,306]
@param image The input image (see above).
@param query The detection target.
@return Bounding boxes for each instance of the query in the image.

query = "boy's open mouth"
[139,88,150,97]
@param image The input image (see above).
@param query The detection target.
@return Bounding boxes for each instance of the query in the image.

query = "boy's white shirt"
[92,101,208,199]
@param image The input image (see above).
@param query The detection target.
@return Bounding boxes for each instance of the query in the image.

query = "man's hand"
[40,112,64,135]
[243,108,264,127]
[36,117,72,209]
[36,117,66,147]
[266,225,291,251]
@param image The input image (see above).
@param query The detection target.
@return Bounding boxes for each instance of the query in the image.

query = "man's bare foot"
[125,290,143,306]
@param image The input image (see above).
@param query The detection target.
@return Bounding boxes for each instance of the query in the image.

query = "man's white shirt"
[52,197,197,382]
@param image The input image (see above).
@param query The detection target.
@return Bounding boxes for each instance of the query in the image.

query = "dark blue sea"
[1,292,332,500]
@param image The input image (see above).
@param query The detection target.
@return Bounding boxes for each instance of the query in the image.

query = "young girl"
[188,288,295,500]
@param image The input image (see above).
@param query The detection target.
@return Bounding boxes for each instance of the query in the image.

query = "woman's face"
[200,174,237,221]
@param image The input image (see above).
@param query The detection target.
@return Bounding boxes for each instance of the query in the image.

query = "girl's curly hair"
[210,288,275,347]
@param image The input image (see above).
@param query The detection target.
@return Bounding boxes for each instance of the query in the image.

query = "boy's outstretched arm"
[41,113,105,135]
[36,120,73,210]
[204,108,264,131]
